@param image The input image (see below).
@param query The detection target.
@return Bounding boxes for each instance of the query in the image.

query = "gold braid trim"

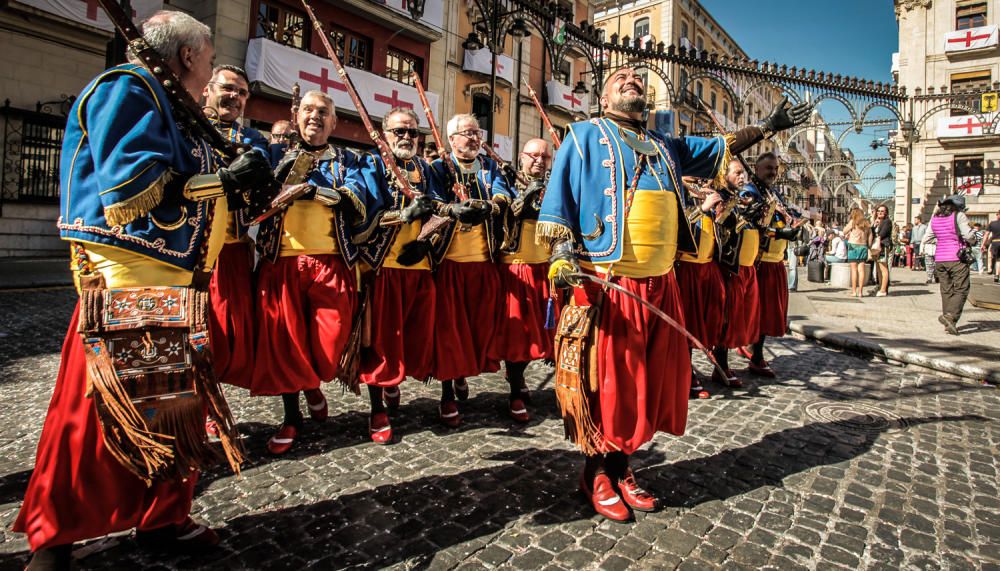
[339,187,367,222]
[715,135,735,191]
[535,221,574,246]
[103,170,172,228]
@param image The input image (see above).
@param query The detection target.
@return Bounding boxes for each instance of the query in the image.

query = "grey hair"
[383,107,420,126]
[447,113,479,137]
[132,10,212,65]
[300,90,336,113]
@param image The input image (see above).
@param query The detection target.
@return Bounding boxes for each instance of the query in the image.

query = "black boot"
[26,544,72,571]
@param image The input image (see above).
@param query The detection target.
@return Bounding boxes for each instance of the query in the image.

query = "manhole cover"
[802,400,910,434]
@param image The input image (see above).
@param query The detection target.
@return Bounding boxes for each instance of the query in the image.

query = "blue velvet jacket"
[538,117,728,263]
[427,155,513,263]
[346,152,437,270]
[58,64,217,271]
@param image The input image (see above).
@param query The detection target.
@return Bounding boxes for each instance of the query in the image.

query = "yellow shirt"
[738,229,760,267]
[76,197,229,289]
[679,215,715,264]
[280,199,339,257]
[445,224,490,263]
[502,220,550,265]
[759,220,787,263]
[585,189,678,278]
[383,221,431,270]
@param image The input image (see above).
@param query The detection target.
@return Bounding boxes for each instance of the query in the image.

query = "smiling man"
[541,66,809,522]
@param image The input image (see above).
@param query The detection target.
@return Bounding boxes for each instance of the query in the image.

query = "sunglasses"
[388,127,419,138]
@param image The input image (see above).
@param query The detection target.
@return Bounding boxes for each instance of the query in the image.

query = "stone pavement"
[789,264,1000,383]
[1,287,1000,570]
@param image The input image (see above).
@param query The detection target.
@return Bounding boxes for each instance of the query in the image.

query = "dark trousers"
[934,261,970,322]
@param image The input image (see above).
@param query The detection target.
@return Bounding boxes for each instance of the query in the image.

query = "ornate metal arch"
[990,112,1000,135]
[554,33,599,84]
[912,103,985,137]
[818,162,859,186]
[859,101,904,125]
[779,123,821,154]
[832,178,861,197]
[680,71,744,118]
[811,92,858,127]
[740,79,802,111]
[858,158,891,180]
[861,178,896,200]
[631,61,676,104]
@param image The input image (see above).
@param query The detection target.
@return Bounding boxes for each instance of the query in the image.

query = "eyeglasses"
[453,129,481,139]
[271,132,290,141]
[211,82,249,98]
[521,152,551,161]
[388,127,419,139]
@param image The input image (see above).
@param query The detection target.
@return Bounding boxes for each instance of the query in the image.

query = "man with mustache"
[251,90,372,455]
[541,67,809,521]
[428,113,513,427]
[202,65,268,394]
[348,107,437,444]
[489,138,555,422]
[15,11,275,566]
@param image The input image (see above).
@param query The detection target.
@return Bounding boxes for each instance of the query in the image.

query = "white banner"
[487,133,513,162]
[379,0,444,31]
[936,113,996,138]
[17,0,162,32]
[944,25,998,52]
[246,38,439,129]
[462,48,515,85]
[545,80,588,115]
[956,175,983,196]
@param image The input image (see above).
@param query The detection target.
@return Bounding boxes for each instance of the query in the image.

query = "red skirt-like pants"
[432,260,501,381]
[675,261,726,349]
[490,262,555,362]
[576,272,690,455]
[14,305,196,551]
[756,261,789,338]
[720,265,760,349]
[251,254,356,396]
[360,268,436,387]
[208,242,256,388]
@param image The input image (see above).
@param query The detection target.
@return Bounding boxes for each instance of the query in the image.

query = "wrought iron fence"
[1,100,70,214]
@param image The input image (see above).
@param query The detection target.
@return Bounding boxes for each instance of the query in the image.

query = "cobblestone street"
[0,287,998,570]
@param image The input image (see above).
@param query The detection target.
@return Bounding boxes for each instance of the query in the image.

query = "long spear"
[522,79,561,150]
[299,0,418,199]
[410,70,467,201]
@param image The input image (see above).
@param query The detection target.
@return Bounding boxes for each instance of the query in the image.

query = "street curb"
[789,321,1000,384]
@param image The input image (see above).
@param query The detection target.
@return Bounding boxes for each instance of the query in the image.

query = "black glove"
[548,239,581,289]
[772,225,801,241]
[218,150,275,207]
[442,200,491,225]
[273,149,302,183]
[500,163,519,187]
[401,195,435,223]
[763,96,813,134]
[396,240,432,267]
[512,180,544,219]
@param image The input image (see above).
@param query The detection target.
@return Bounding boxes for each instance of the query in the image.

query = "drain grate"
[802,400,910,434]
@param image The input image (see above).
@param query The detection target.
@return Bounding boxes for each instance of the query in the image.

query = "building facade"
[893,0,1000,226]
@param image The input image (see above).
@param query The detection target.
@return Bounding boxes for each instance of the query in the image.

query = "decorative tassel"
[544,297,557,330]
[103,171,171,228]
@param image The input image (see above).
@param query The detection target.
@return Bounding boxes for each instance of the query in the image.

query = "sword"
[569,272,727,379]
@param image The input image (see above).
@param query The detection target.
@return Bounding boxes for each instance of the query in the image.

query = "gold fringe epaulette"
[715,135,735,191]
[535,220,574,246]
[103,170,172,228]
[340,186,367,222]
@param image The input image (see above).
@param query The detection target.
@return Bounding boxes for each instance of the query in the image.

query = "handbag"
[794,243,810,258]
[954,214,975,265]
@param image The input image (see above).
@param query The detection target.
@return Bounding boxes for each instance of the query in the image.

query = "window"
[723,100,729,117]
[472,94,492,131]
[710,92,717,109]
[329,26,372,70]
[956,2,987,29]
[633,17,649,39]
[559,59,572,86]
[680,21,688,42]
[0,105,67,204]
[385,49,421,86]
[695,81,703,100]
[679,68,688,91]
[954,155,984,195]
[950,70,992,114]
[696,36,704,52]
[256,1,309,49]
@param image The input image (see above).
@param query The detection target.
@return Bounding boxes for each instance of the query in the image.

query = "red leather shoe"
[617,469,659,512]
[383,387,402,411]
[369,411,393,445]
[454,378,469,402]
[304,389,328,422]
[689,379,710,399]
[580,472,632,522]
[175,518,220,548]
[712,368,742,388]
[736,346,754,361]
[267,424,298,455]
[439,401,461,428]
[747,360,776,378]
[508,398,530,423]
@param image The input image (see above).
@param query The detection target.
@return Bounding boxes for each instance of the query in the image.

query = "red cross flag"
[944,25,998,52]
[935,113,996,138]
[462,48,515,85]
[246,38,437,128]
[18,0,159,32]
[545,80,589,115]
[956,176,983,196]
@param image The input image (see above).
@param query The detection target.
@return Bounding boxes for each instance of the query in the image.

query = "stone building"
[893,0,1000,226]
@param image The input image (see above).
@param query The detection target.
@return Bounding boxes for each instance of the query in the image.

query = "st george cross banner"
[545,80,589,115]
[462,48,515,85]
[943,25,998,52]
[936,113,996,138]
[246,38,439,129]
[955,176,984,196]
[18,0,162,33]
